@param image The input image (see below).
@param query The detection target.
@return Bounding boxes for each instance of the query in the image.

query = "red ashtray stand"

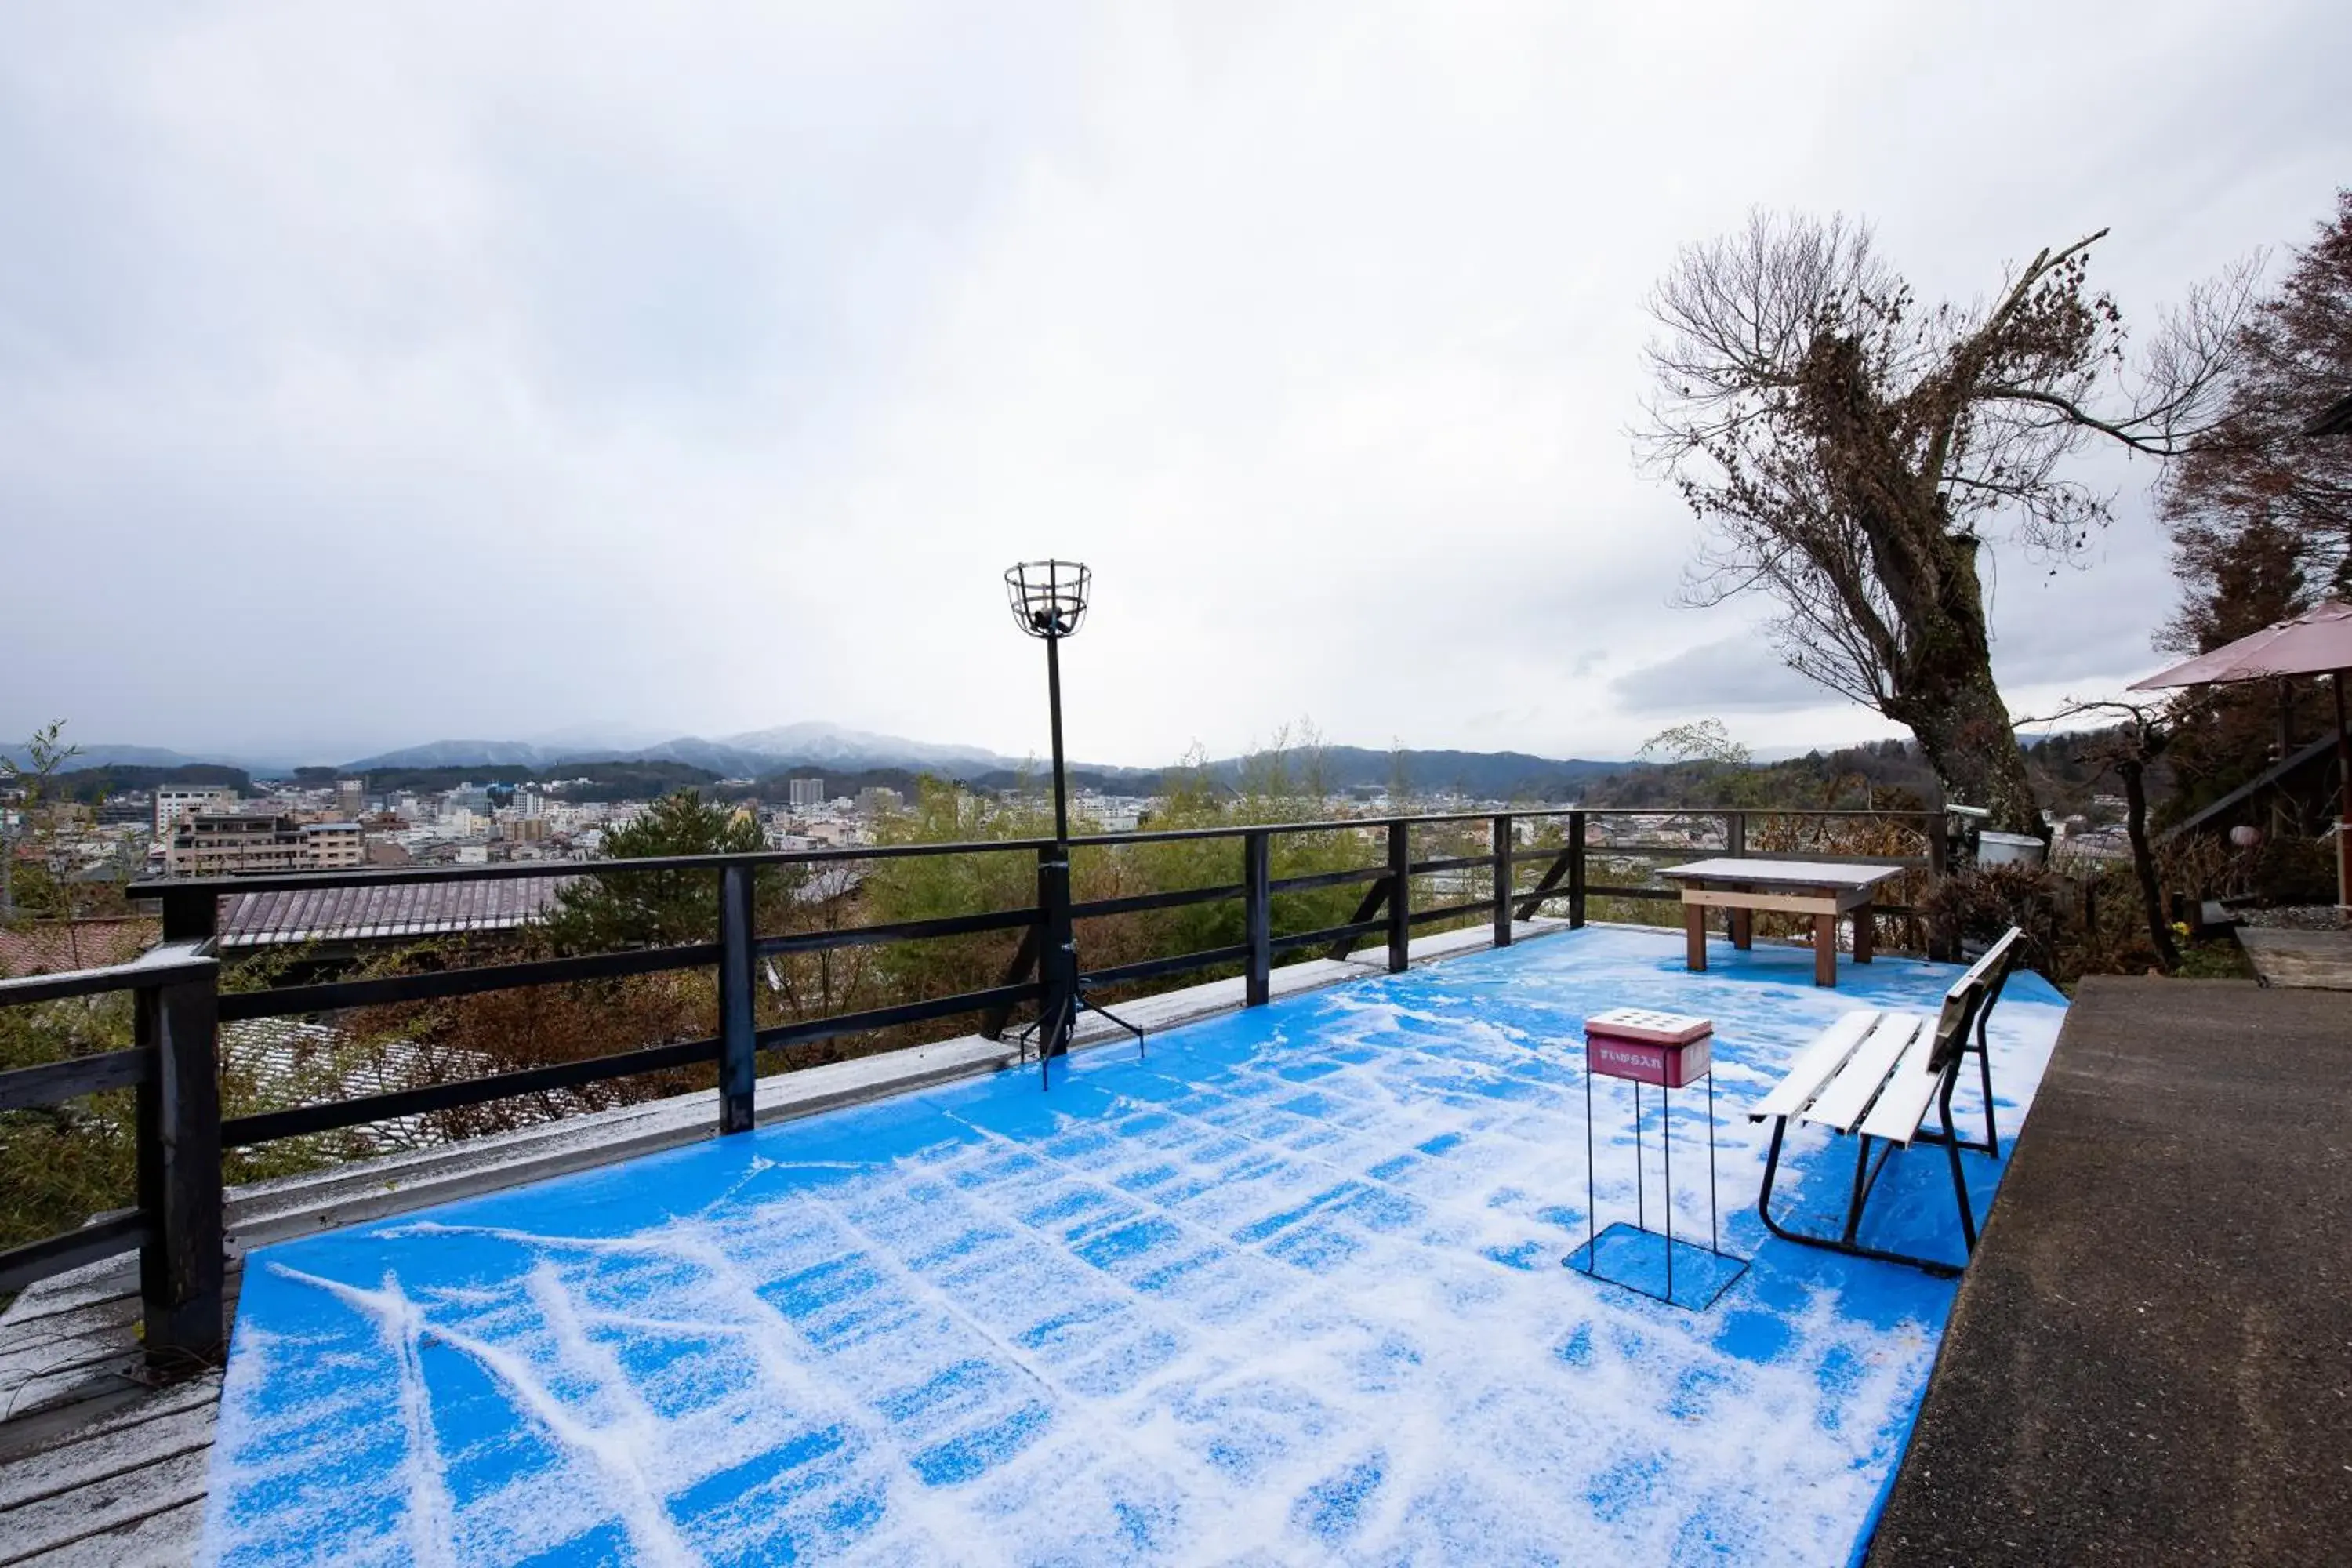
[1570,1009,1748,1308]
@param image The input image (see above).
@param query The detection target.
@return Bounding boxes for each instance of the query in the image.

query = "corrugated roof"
[222,1018,503,1153]
[216,876,578,948]
[0,917,158,978]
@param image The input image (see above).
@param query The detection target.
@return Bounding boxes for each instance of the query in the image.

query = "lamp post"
[1004,559,1091,844]
[1004,561,1088,1076]
[1002,561,1141,1082]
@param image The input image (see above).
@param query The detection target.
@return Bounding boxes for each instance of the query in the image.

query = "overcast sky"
[2,2,2345,768]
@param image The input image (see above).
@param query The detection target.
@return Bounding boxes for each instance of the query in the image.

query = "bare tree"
[2024,699,2180,970]
[1637,212,2249,833]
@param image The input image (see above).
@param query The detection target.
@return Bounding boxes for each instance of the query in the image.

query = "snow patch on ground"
[203,927,2064,1566]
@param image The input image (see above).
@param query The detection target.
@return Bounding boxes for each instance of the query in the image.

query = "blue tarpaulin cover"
[204,926,2064,1566]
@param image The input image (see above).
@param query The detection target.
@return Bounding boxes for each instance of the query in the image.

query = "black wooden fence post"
[1490,815,1514,949]
[158,886,216,946]
[1243,830,1271,1006]
[1386,821,1411,974]
[1039,846,1076,1058]
[1568,810,1588,930]
[1723,809,1749,943]
[1926,812,1953,961]
[136,948,223,1370]
[718,864,757,1134]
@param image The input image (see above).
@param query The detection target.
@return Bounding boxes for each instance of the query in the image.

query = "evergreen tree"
[542,790,775,952]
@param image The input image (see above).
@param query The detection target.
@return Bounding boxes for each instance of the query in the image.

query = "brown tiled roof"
[0,918,160,978]
[216,877,578,948]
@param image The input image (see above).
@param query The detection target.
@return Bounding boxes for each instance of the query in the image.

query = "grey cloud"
[0,2,2345,765]
[1610,637,1826,716]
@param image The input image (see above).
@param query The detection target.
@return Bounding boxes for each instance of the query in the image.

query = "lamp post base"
[1014,986,1145,1087]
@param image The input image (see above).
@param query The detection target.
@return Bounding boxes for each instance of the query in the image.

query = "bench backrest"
[1953,925,2027,996]
[1927,926,2027,1074]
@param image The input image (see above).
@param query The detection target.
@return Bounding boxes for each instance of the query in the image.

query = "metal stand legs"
[1574,1047,1746,1309]
[1014,982,1146,1087]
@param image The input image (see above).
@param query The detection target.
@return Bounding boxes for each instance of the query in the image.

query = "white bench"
[1749,927,2027,1276]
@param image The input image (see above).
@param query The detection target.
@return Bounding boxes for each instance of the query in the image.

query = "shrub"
[1920,863,2060,972]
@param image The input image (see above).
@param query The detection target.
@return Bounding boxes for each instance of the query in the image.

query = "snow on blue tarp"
[202,927,2065,1566]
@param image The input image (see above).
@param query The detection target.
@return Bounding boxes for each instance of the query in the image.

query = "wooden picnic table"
[1657,858,1908,988]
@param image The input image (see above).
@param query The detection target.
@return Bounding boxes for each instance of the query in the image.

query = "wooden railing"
[0,804,1940,1372]
[0,944,223,1367]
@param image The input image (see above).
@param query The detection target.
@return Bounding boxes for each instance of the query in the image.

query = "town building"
[788,776,826,812]
[300,821,365,869]
[169,814,304,877]
[154,786,240,836]
[169,815,368,876]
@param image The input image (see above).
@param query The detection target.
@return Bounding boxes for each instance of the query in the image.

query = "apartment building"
[301,821,365,869]
[169,815,366,876]
[169,814,303,877]
[154,786,241,836]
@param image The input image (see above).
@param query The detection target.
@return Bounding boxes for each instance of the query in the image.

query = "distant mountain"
[323,730,1635,798]
[1288,746,1632,798]
[960,746,1635,800]
[581,739,801,778]
[717,722,1006,775]
[343,724,1018,780]
[343,739,566,771]
[5,742,234,771]
[523,723,677,753]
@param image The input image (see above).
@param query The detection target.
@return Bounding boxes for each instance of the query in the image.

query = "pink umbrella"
[2129,598,2352,903]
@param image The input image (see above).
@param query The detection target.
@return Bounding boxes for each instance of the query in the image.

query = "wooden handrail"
[0,800,1944,1378]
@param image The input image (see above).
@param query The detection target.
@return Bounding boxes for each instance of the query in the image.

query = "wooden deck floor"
[0,926,1533,1566]
[0,1254,230,1567]
[2239,924,2352,989]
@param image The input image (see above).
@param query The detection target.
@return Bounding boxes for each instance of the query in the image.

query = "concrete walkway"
[2238,924,2352,989]
[1870,976,2352,1566]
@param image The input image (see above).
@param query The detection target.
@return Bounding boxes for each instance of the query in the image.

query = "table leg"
[1813,912,1837,987]
[1730,907,1753,950]
[1853,903,1875,964]
[1685,902,1708,971]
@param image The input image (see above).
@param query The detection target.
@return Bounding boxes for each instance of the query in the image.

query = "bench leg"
[1813,913,1837,986]
[1973,1006,2001,1159]
[1852,903,1874,964]
[1976,1044,1999,1158]
[1940,1088,1978,1253]
[1842,1134,1875,1244]
[1685,903,1707,971]
[1754,1113,1969,1279]
[1730,907,1753,950]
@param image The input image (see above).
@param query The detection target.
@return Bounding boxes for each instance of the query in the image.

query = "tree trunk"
[1890,659,2042,836]
[2118,758,2180,971]
[1852,517,2042,835]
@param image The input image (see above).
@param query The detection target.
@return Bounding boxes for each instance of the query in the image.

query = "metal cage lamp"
[1004,559,1091,641]
[1001,560,1091,845]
